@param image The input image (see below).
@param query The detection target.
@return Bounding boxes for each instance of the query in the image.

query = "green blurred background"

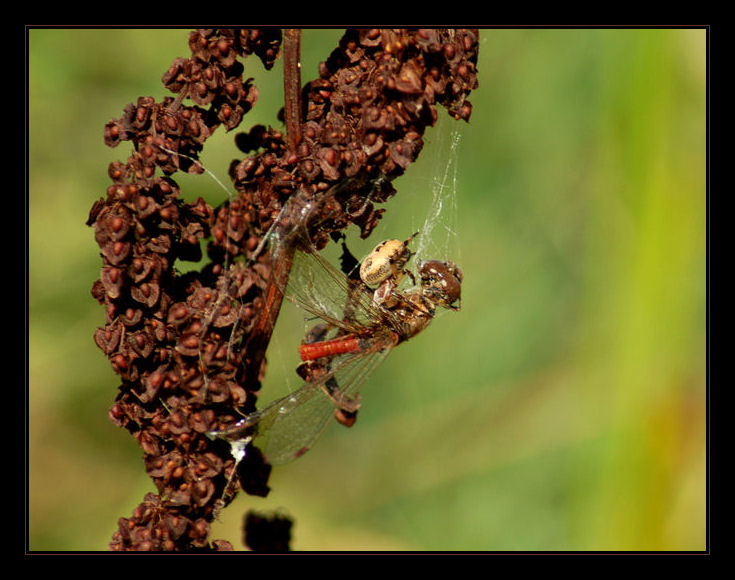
[28,28,707,551]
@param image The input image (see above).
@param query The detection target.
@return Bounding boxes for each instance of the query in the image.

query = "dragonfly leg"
[322,376,362,413]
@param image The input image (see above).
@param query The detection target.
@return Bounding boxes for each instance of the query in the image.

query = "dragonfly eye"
[418,260,463,310]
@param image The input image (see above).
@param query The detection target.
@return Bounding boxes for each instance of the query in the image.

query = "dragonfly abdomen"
[299,335,363,361]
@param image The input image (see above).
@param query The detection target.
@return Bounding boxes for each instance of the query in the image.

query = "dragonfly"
[208,227,463,466]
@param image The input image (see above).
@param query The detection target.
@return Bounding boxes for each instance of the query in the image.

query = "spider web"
[346,124,464,299]
[412,127,463,269]
[165,123,464,467]
[167,121,465,373]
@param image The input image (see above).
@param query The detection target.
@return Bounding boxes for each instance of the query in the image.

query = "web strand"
[414,128,462,266]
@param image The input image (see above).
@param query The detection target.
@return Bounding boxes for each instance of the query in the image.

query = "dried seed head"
[91,27,477,552]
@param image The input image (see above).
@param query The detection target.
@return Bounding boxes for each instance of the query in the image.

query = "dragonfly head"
[417,259,463,311]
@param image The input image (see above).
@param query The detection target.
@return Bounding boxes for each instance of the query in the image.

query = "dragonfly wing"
[252,381,333,465]
[252,334,394,464]
[283,230,386,332]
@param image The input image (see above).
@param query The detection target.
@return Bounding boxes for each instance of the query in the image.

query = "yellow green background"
[28,28,707,551]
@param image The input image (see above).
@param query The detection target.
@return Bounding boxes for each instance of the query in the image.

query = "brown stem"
[241,242,294,393]
[240,28,304,392]
[241,28,304,389]
[283,29,303,152]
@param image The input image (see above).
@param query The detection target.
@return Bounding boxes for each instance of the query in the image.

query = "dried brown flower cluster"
[88,28,478,552]
[230,28,479,248]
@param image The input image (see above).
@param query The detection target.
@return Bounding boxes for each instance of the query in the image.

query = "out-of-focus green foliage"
[28,28,706,551]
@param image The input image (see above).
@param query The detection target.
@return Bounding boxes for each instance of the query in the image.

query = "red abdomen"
[299,335,362,361]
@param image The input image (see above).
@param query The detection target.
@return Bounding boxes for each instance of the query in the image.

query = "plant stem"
[283,29,303,151]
